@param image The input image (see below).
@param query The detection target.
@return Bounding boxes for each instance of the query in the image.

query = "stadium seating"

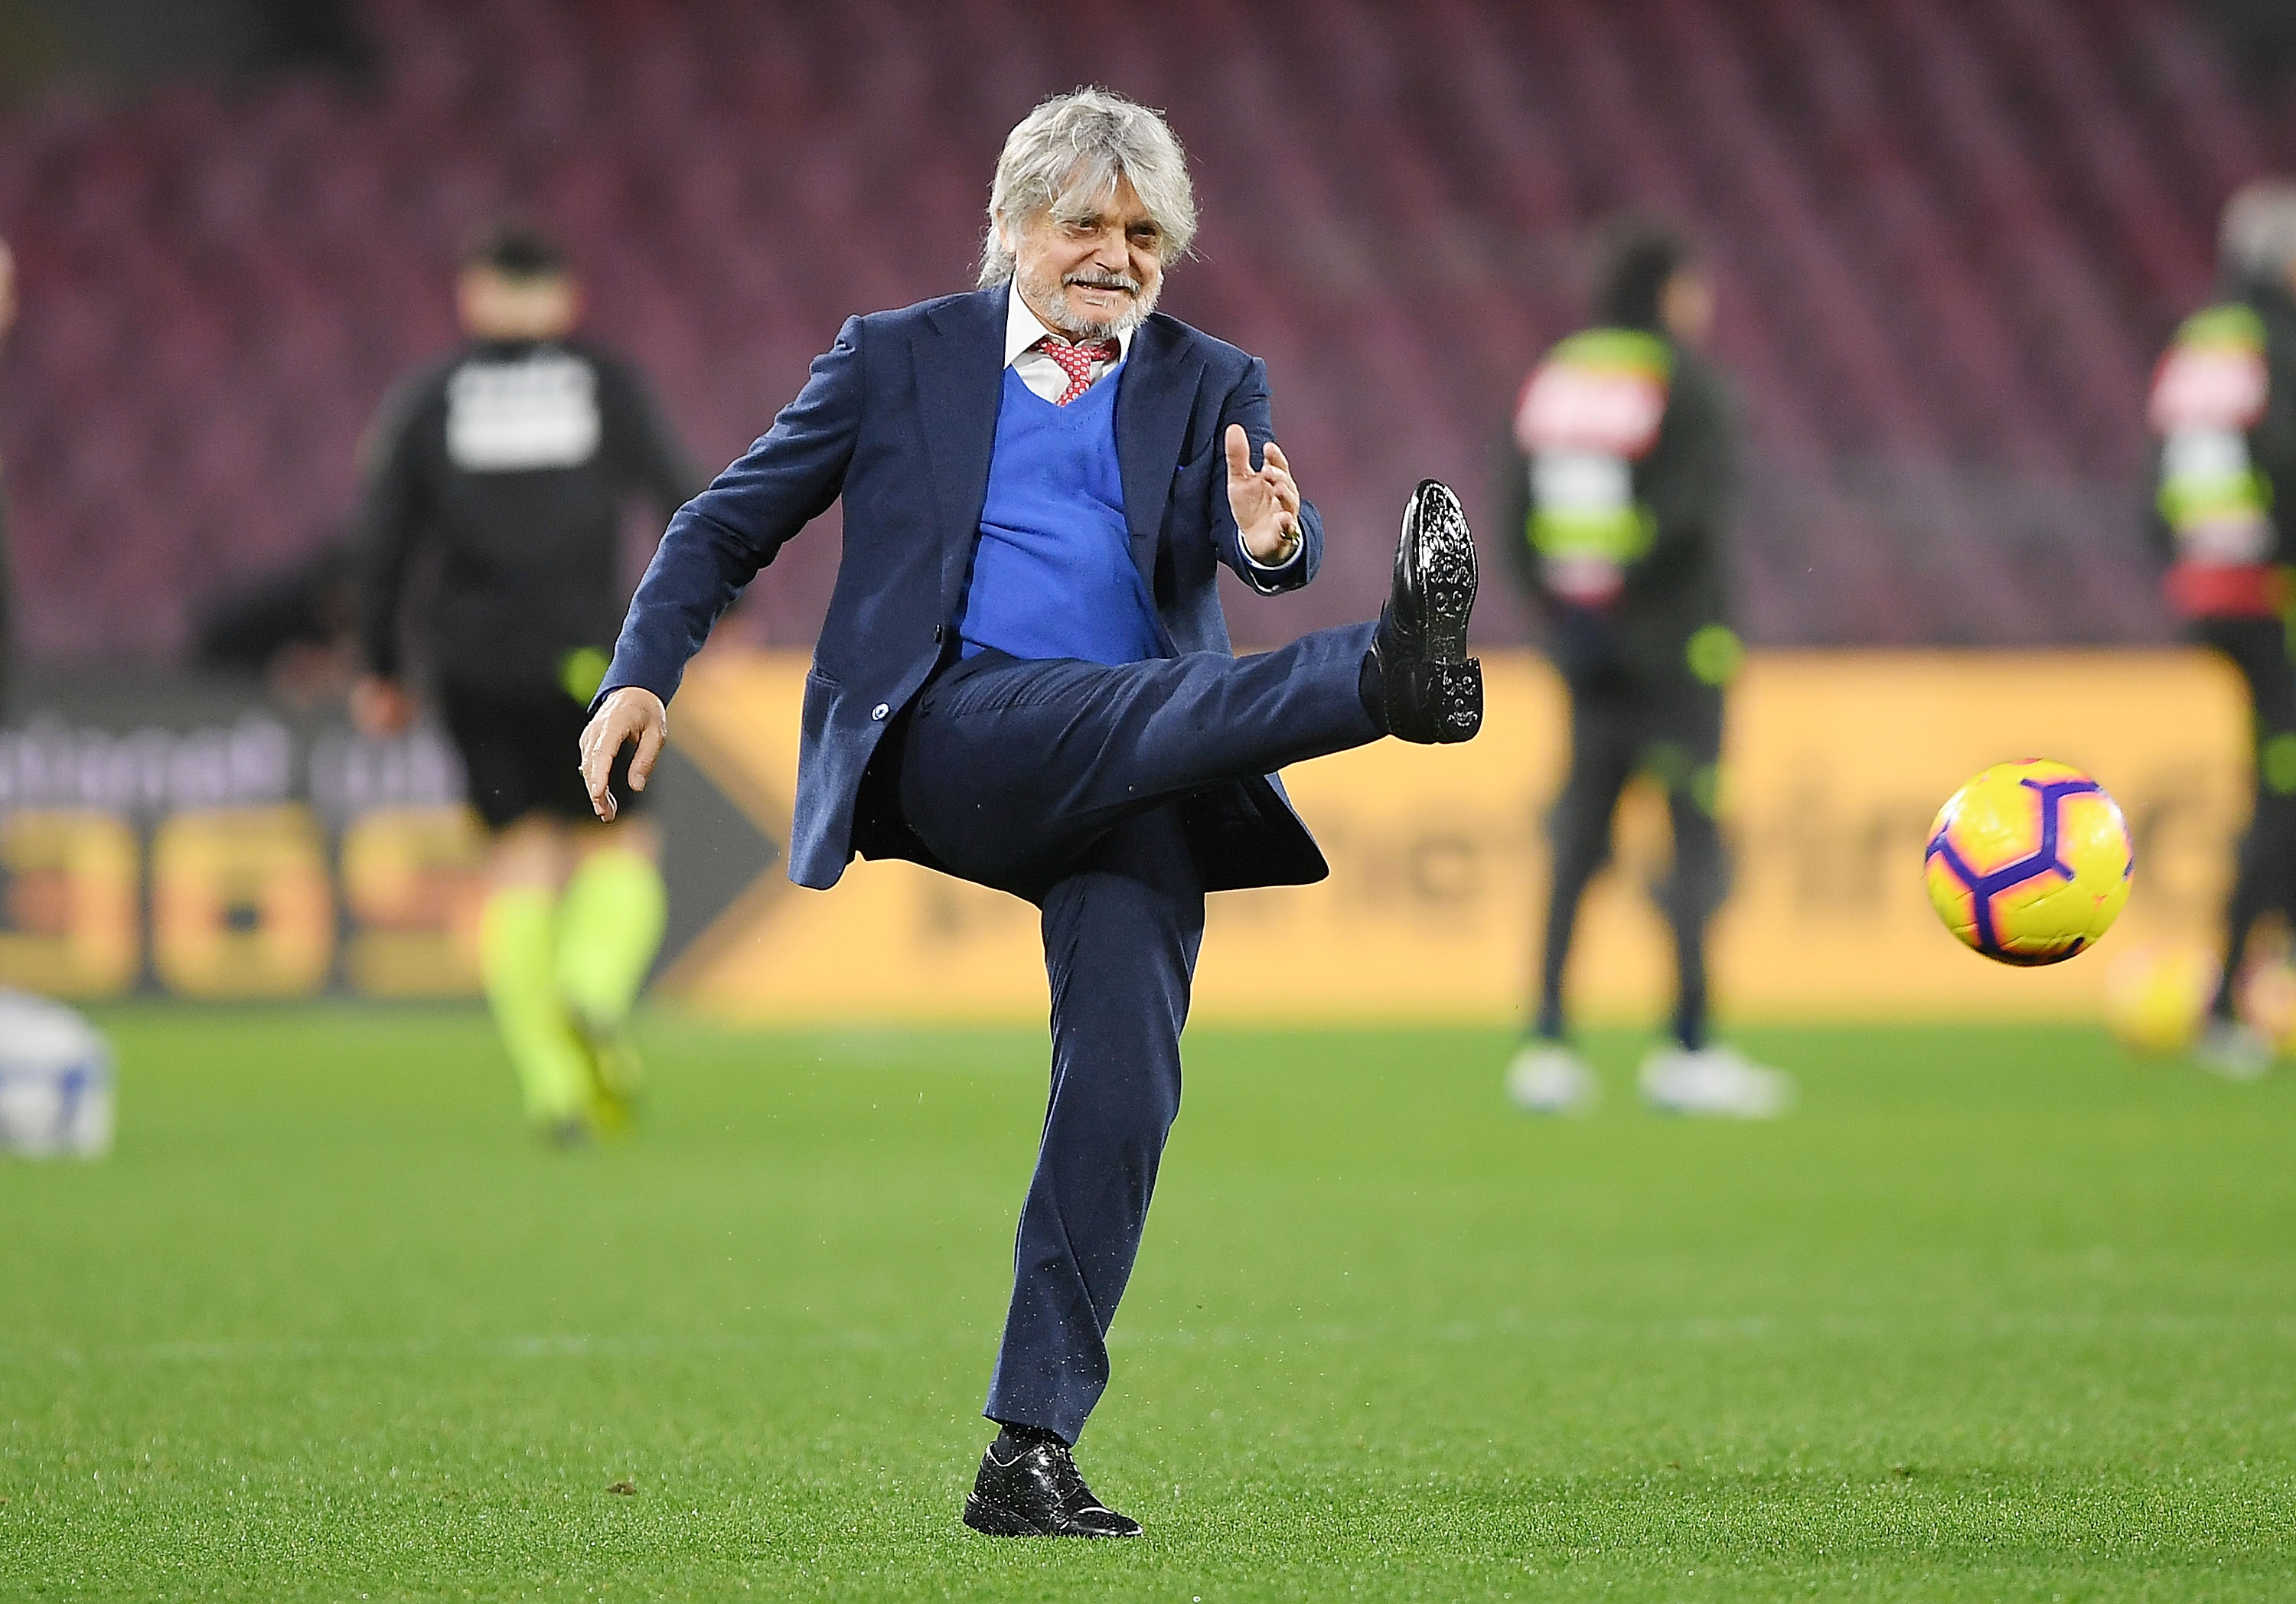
[0,0,2284,660]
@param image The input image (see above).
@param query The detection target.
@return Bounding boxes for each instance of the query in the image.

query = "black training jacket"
[357,337,703,693]
[1500,325,1739,691]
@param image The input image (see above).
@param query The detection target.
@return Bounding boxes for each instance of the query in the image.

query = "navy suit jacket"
[599,284,1331,893]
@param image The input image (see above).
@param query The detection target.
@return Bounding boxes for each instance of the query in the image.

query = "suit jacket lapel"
[915,288,1007,605]
[1115,316,1203,593]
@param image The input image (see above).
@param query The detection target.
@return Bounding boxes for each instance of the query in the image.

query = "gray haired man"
[580,88,1482,1535]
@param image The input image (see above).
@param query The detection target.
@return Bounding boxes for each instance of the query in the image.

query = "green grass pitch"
[2,1009,2294,1602]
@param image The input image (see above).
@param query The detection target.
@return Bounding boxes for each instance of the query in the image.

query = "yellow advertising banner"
[663,648,2249,1027]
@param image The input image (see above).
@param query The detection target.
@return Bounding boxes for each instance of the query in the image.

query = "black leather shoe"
[1365,478,1482,743]
[961,1438,1143,1538]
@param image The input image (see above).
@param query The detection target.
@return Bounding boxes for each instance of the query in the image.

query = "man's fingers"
[583,741,617,823]
[579,713,625,817]
[1223,422,1251,480]
[1253,465,1300,524]
[629,720,666,792]
[1257,444,1297,513]
[576,690,667,820]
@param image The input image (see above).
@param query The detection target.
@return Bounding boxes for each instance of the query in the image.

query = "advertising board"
[0,652,2245,1023]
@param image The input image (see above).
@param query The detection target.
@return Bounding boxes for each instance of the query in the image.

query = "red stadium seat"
[0,0,2286,660]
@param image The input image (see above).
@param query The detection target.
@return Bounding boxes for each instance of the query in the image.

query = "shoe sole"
[1421,659,1482,741]
[2197,1056,2272,1083]
[1406,479,1477,664]
[1404,480,1482,742]
[961,1493,1140,1538]
[1639,1083,1793,1119]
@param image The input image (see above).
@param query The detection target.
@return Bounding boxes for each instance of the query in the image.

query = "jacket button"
[871,702,890,720]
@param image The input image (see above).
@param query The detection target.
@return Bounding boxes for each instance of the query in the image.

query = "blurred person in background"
[1500,219,1789,1119]
[354,221,705,1143]
[579,88,1482,1538]
[0,236,16,719]
[2147,181,2296,1078]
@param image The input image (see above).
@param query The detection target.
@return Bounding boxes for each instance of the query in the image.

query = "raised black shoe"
[1363,478,1482,743]
[961,1436,1143,1538]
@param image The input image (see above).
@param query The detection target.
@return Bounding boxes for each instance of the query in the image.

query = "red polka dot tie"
[1043,337,1118,406]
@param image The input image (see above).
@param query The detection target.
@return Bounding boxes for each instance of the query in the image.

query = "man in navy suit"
[579,88,1482,1537]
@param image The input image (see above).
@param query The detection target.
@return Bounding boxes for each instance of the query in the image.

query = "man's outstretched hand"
[579,686,667,823]
[1224,422,1303,565]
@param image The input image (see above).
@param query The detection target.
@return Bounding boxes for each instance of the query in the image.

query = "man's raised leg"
[899,622,1379,887]
[899,479,1482,892]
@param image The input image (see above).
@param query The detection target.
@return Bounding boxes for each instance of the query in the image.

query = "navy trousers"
[885,621,1381,1443]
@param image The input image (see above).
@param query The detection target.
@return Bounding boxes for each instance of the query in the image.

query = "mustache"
[1062,272,1140,295]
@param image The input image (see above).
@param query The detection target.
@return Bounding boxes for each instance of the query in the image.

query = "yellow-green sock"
[554,847,668,1032]
[479,885,593,1126]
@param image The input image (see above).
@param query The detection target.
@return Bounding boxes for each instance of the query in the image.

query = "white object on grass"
[0,989,113,1158]
[1504,1042,1598,1114]
[2193,1017,2273,1082]
[1639,1045,1793,1120]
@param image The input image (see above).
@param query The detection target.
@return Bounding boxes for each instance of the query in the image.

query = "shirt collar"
[1003,281,1133,369]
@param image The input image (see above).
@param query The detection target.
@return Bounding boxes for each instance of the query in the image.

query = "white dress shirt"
[1005,285,1131,401]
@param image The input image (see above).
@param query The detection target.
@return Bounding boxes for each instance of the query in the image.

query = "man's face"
[0,240,16,345]
[1006,172,1165,341]
[456,266,580,342]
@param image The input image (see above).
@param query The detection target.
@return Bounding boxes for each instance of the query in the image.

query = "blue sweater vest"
[956,364,1164,665]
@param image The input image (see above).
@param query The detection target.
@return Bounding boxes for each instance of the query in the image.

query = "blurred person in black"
[2147,181,2296,1078]
[354,222,705,1142]
[0,236,15,718]
[1499,220,1788,1118]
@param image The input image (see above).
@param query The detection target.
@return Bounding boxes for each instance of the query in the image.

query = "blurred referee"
[354,222,704,1143]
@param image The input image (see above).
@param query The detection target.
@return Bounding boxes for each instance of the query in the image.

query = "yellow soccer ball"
[2102,944,2218,1055]
[1923,760,2133,966]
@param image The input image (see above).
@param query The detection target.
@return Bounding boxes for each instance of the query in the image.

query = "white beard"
[1016,261,1159,341]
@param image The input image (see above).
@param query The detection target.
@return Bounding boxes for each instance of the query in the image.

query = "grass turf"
[0,1011,2292,1601]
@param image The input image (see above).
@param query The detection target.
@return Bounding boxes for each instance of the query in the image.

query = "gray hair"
[977,88,1197,289]
[2223,179,2296,284]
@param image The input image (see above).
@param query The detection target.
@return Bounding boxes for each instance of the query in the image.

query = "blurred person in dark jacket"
[2146,181,2296,1078]
[1500,220,1788,1119]
[0,236,15,719]
[354,222,705,1142]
